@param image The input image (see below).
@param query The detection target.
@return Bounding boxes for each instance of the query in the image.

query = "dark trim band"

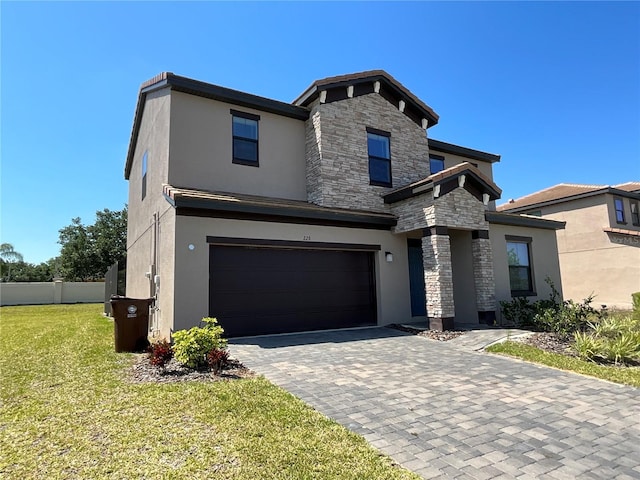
[230,109,261,121]
[206,236,381,252]
[472,230,490,240]
[366,126,391,137]
[423,226,449,237]
[428,317,455,331]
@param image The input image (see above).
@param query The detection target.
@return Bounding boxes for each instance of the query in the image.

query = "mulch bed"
[128,354,255,384]
[388,324,466,341]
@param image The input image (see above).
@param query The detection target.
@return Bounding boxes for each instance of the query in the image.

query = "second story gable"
[125,70,502,216]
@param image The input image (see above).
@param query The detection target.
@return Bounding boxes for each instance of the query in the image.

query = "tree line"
[0,206,127,282]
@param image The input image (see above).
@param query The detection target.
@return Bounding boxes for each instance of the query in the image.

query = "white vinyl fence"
[0,280,105,306]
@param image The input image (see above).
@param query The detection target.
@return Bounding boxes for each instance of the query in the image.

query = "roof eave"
[486,211,566,230]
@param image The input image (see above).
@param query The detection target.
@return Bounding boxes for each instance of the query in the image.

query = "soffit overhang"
[383,163,502,205]
[485,211,566,230]
[162,185,397,230]
[293,70,440,129]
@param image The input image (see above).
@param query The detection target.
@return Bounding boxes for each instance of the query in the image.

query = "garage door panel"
[209,245,376,337]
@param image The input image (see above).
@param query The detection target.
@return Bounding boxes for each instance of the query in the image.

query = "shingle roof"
[383,162,502,204]
[613,182,640,193]
[497,182,640,212]
[162,185,397,228]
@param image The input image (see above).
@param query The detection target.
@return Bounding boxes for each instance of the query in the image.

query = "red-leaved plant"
[148,340,173,369]
[207,348,229,375]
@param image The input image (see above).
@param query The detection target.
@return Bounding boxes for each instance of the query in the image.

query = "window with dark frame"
[366,128,391,187]
[614,197,626,224]
[231,110,260,166]
[506,237,535,296]
[429,154,445,174]
[631,201,640,226]
[141,150,148,200]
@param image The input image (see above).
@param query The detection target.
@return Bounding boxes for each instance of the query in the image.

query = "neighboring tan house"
[123,70,565,338]
[498,183,640,309]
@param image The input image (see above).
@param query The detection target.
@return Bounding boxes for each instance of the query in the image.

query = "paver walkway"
[230,327,640,479]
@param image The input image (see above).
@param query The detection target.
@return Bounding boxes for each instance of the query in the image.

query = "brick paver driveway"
[230,327,640,479]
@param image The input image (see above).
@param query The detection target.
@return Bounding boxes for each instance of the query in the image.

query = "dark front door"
[407,239,426,316]
[209,245,377,337]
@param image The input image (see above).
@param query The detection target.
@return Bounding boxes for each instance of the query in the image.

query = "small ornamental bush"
[572,315,640,365]
[207,347,230,375]
[500,278,602,337]
[633,292,640,320]
[172,317,227,369]
[147,339,174,368]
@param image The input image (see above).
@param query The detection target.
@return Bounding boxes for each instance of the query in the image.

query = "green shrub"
[633,292,640,319]
[500,278,601,337]
[172,317,228,369]
[571,315,640,365]
[573,331,603,361]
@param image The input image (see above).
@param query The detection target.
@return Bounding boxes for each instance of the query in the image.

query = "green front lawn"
[0,304,419,479]
[486,341,640,388]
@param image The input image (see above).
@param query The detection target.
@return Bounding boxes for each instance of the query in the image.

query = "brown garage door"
[209,245,377,337]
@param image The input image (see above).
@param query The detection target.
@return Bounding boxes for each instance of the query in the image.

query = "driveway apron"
[230,328,640,480]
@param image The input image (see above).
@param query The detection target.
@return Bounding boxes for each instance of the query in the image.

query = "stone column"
[422,226,455,331]
[471,230,496,325]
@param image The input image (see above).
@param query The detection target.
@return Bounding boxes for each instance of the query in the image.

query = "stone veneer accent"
[471,231,497,323]
[304,93,430,211]
[431,188,489,230]
[422,231,455,330]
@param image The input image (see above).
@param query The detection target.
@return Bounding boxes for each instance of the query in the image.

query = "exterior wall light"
[385,252,393,263]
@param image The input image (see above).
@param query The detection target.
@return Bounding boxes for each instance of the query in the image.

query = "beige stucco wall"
[0,281,104,306]
[168,91,307,200]
[166,215,413,337]
[449,229,477,323]
[430,150,494,181]
[489,223,563,323]
[531,195,640,309]
[126,87,176,339]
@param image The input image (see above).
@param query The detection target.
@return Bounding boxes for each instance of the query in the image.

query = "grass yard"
[0,304,420,480]
[486,341,640,388]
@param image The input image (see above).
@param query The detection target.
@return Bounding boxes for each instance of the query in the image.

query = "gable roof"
[124,72,310,179]
[383,162,502,204]
[497,182,640,213]
[293,70,439,129]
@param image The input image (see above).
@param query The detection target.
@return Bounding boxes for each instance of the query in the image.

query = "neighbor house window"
[506,236,535,296]
[631,201,640,226]
[231,110,260,166]
[429,154,445,174]
[141,150,148,200]
[614,197,626,224]
[366,128,391,187]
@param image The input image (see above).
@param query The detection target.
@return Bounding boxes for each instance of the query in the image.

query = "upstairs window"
[141,151,148,200]
[614,197,626,224]
[429,154,445,175]
[506,237,535,296]
[231,110,260,166]
[366,128,391,187]
[631,201,639,226]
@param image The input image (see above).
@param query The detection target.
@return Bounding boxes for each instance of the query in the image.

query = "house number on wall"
[303,235,311,241]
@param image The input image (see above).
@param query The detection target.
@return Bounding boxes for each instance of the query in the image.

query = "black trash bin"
[110,296,153,352]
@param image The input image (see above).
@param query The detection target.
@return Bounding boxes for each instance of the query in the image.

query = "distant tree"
[0,243,24,281]
[0,261,53,282]
[57,206,127,281]
[0,243,23,263]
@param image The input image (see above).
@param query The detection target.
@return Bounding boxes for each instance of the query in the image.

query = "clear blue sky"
[2,1,639,264]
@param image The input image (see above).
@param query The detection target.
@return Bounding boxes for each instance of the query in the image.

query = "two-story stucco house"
[124,70,565,338]
[499,183,640,309]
